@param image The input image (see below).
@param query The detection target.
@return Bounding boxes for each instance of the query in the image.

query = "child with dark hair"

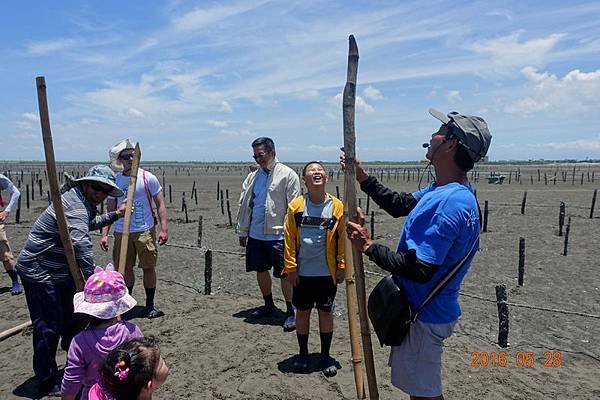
[89,336,169,400]
[61,265,142,400]
[283,161,345,377]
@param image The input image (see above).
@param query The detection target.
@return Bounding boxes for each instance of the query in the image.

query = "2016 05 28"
[470,351,562,367]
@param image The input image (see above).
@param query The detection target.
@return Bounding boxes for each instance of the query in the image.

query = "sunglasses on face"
[119,153,134,161]
[89,182,112,195]
[252,151,270,160]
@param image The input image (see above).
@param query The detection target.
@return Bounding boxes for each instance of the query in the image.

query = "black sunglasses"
[89,182,112,195]
[119,153,134,161]
[252,151,270,160]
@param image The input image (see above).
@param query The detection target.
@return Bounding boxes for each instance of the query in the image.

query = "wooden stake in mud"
[342,35,374,400]
[117,143,141,275]
[496,284,509,348]
[558,202,565,236]
[36,76,84,291]
[590,189,597,219]
[197,215,203,248]
[204,249,212,295]
[517,237,525,286]
[483,200,489,232]
[520,191,527,215]
[562,216,571,256]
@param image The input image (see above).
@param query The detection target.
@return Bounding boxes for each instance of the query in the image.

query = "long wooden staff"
[36,76,84,291]
[342,35,379,399]
[117,144,141,275]
[344,231,365,398]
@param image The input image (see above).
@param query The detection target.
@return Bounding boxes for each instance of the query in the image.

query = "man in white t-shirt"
[0,173,22,295]
[100,139,169,319]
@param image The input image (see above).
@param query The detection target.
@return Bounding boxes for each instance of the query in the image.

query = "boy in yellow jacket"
[283,161,345,377]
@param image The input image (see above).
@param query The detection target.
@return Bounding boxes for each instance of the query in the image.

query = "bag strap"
[142,171,157,218]
[411,235,478,322]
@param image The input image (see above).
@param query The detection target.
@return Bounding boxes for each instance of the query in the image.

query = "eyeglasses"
[252,151,270,160]
[89,182,112,195]
[119,153,134,161]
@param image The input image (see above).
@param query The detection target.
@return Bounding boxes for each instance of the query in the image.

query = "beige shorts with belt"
[113,228,158,270]
[0,224,15,262]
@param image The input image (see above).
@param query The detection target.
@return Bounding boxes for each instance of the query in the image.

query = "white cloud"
[531,137,600,151]
[127,108,145,118]
[172,1,268,31]
[220,128,253,137]
[469,32,564,72]
[486,9,513,20]
[332,93,374,113]
[363,86,383,100]
[27,38,77,55]
[207,120,228,127]
[505,67,600,115]
[306,144,341,152]
[219,100,233,113]
[22,112,39,122]
[446,90,462,103]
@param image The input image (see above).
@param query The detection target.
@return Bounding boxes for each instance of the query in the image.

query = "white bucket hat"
[109,139,135,171]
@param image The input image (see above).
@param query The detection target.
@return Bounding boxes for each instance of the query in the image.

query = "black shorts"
[245,237,284,278]
[292,275,337,312]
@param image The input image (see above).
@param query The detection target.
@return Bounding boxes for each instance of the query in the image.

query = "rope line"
[363,269,600,320]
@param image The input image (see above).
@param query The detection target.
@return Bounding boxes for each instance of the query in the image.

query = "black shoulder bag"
[367,238,478,347]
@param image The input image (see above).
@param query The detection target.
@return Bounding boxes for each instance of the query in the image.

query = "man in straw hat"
[100,139,169,319]
[16,165,127,397]
[0,172,23,295]
[345,109,491,400]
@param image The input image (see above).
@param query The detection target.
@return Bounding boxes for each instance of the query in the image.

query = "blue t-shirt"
[298,196,333,277]
[394,182,479,323]
[249,168,283,241]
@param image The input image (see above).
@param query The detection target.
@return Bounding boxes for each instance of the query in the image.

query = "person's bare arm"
[100,198,117,251]
[154,191,169,245]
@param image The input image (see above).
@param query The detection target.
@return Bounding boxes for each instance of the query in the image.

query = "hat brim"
[73,291,137,319]
[110,140,135,172]
[76,177,124,197]
[428,108,450,124]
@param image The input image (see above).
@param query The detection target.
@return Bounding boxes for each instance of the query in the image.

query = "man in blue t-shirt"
[346,109,492,400]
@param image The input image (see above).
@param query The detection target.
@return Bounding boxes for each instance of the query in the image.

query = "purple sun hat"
[74,264,136,319]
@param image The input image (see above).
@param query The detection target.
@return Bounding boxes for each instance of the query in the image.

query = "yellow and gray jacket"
[236,158,300,237]
[283,194,345,280]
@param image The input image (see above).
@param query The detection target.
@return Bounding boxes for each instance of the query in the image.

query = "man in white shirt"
[236,137,301,331]
[100,139,169,319]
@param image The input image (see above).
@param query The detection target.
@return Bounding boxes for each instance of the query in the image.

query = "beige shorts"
[113,229,158,270]
[0,224,15,262]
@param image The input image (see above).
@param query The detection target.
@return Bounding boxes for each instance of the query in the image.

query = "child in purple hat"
[62,264,143,400]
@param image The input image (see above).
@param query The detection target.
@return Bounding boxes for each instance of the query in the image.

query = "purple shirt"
[62,321,143,399]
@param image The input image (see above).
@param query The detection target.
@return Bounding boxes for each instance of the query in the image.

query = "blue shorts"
[245,237,284,278]
[388,319,456,397]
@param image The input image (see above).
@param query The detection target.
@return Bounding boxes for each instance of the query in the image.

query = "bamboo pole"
[36,76,84,291]
[0,320,32,342]
[342,35,378,400]
[117,144,141,275]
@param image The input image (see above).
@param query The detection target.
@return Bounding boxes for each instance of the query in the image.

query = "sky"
[2,0,600,162]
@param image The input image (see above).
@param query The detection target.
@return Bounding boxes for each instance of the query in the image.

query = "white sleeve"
[4,184,20,213]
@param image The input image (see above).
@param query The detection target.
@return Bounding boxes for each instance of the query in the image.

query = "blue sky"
[2,0,600,162]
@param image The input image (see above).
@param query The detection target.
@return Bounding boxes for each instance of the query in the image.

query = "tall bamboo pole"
[342,35,378,399]
[117,144,141,275]
[344,237,365,398]
[36,76,84,291]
